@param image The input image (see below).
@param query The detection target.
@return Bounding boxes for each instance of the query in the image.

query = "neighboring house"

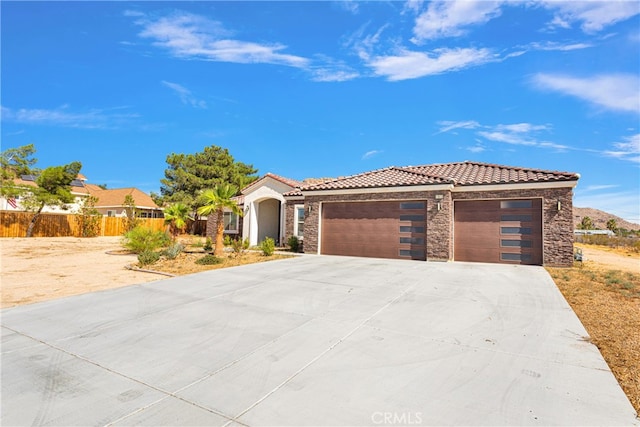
[1,174,162,218]
[574,229,615,237]
[0,174,90,213]
[84,184,163,218]
[282,161,579,267]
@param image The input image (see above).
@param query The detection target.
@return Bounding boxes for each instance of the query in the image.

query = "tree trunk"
[214,209,225,257]
[26,203,45,237]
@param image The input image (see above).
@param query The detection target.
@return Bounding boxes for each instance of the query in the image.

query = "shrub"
[223,234,232,246]
[163,242,184,260]
[288,235,300,253]
[195,254,223,265]
[231,237,250,256]
[138,250,160,266]
[203,237,213,252]
[122,226,171,254]
[260,237,275,256]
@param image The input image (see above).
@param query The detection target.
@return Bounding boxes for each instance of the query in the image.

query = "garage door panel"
[455,199,542,265]
[321,201,426,261]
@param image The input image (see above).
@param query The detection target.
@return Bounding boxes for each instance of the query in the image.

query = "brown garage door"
[321,201,426,260]
[454,199,542,265]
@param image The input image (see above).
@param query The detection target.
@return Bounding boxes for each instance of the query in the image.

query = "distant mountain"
[574,207,640,231]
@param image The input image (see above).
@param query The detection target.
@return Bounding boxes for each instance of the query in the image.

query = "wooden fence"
[0,211,167,238]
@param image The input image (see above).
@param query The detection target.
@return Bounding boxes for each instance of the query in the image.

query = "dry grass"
[149,250,294,275]
[547,262,640,413]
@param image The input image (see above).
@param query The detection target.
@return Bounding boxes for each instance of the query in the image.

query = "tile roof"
[86,187,160,209]
[301,161,578,191]
[241,173,303,194]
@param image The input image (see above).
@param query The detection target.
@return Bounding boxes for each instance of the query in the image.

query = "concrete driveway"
[2,256,637,426]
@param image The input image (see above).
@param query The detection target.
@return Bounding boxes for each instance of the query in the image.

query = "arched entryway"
[257,198,281,245]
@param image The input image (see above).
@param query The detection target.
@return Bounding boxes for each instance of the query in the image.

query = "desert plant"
[138,250,161,266]
[123,194,140,232]
[195,254,223,265]
[223,234,232,246]
[122,226,171,254]
[231,237,250,256]
[288,235,300,253]
[203,237,213,252]
[196,184,242,257]
[164,202,193,239]
[163,242,184,260]
[260,237,275,256]
[75,195,101,237]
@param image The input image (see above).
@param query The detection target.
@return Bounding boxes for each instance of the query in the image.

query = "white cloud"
[161,81,207,108]
[435,120,481,134]
[541,1,640,34]
[477,130,538,146]
[368,47,495,81]
[1,105,138,129]
[362,150,383,159]
[495,123,551,133]
[603,133,640,163]
[412,0,503,42]
[336,1,359,15]
[528,41,594,51]
[132,11,309,68]
[465,144,485,153]
[532,73,640,114]
[584,184,620,192]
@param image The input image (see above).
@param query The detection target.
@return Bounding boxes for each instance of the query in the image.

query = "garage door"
[454,199,542,265]
[321,201,426,260]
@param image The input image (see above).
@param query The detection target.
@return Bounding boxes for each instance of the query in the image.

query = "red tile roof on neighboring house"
[301,161,578,192]
[241,173,303,194]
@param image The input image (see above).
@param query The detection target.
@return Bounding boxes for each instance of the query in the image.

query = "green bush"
[223,234,232,246]
[231,237,250,256]
[163,242,184,260]
[203,237,213,252]
[138,250,160,266]
[122,226,171,254]
[195,254,223,265]
[288,235,300,253]
[260,237,275,256]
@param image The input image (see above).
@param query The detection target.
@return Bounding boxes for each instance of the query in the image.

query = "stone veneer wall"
[284,200,302,243]
[303,190,453,260]
[452,187,575,266]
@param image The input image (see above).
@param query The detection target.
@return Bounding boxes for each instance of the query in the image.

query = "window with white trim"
[293,205,305,238]
[107,210,116,217]
[223,211,238,233]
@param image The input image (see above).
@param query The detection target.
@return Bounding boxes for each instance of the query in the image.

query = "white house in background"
[1,174,162,217]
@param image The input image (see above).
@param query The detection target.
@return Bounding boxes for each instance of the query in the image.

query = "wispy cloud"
[0,105,138,129]
[435,120,481,134]
[584,184,620,192]
[130,10,309,68]
[362,150,383,160]
[603,133,640,163]
[532,73,640,114]
[336,1,359,15]
[161,81,207,108]
[542,1,640,34]
[528,41,594,51]
[368,47,495,81]
[411,0,503,42]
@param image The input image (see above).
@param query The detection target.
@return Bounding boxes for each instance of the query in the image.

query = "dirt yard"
[1,237,162,308]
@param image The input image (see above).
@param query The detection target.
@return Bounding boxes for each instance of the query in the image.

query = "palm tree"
[164,202,192,239]
[606,218,618,234]
[197,184,242,256]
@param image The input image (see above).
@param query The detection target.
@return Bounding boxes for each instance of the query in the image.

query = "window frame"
[223,210,239,234]
[293,204,305,239]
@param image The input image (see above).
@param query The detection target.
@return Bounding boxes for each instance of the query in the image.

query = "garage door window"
[501,239,532,247]
[400,249,424,258]
[400,237,424,244]
[501,253,532,261]
[501,214,532,222]
[500,200,532,209]
[400,226,425,233]
[400,214,424,221]
[400,202,425,210]
[501,227,532,234]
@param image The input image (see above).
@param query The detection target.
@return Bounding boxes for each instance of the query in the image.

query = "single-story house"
[212,161,580,266]
[1,174,162,218]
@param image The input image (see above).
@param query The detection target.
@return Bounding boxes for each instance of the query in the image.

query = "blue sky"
[2,1,639,223]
